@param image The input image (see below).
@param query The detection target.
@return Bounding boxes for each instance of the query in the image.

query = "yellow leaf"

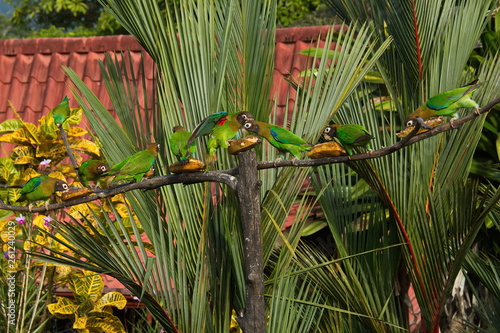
[14,155,37,165]
[47,171,67,182]
[36,143,66,160]
[55,265,73,280]
[69,203,104,221]
[19,169,41,183]
[51,232,76,255]
[114,203,129,218]
[21,123,41,144]
[73,313,88,329]
[67,126,88,137]
[95,292,127,310]
[67,108,83,125]
[56,163,77,175]
[0,157,19,183]
[33,215,49,228]
[10,144,33,160]
[48,297,78,318]
[0,119,23,133]
[70,139,101,156]
[0,132,31,145]
[69,271,104,302]
[38,114,58,138]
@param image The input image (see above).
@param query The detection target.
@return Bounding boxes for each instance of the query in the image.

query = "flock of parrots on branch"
[14,82,482,209]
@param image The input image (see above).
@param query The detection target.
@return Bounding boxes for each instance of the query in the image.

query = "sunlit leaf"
[67,126,88,137]
[0,157,18,182]
[0,118,23,133]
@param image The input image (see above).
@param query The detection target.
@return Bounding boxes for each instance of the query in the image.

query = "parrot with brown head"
[405,82,482,128]
[323,124,373,155]
[243,120,312,159]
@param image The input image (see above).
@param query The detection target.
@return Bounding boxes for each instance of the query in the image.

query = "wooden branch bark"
[0,172,238,213]
[235,150,265,333]
[58,124,80,174]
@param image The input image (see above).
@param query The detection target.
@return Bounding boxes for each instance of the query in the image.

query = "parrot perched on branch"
[170,126,196,162]
[16,175,69,210]
[51,96,71,126]
[187,111,254,161]
[78,160,110,187]
[405,82,482,128]
[106,143,159,185]
[243,120,312,159]
[323,124,374,156]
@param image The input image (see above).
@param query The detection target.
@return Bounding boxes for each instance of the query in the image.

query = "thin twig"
[58,124,80,176]
[0,184,23,188]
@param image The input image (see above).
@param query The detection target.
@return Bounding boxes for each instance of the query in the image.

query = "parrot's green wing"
[106,156,133,175]
[270,126,308,145]
[186,111,228,145]
[426,84,480,110]
[115,150,155,176]
[20,177,42,195]
[337,125,372,145]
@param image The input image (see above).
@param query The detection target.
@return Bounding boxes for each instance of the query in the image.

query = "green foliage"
[276,0,321,27]
[5,0,127,37]
[3,0,332,38]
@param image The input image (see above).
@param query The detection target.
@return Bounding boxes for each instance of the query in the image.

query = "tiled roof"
[0,35,152,122]
[0,25,331,127]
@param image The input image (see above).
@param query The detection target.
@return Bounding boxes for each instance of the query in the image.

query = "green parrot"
[405,83,481,128]
[16,175,69,210]
[323,124,374,155]
[187,111,254,161]
[243,120,312,159]
[78,160,110,187]
[106,143,159,185]
[52,96,71,126]
[170,126,196,162]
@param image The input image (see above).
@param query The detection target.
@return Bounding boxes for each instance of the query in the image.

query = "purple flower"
[43,216,53,226]
[3,252,9,259]
[39,159,51,168]
[16,215,26,225]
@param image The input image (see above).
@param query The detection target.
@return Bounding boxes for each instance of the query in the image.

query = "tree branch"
[0,172,238,213]
[1,96,498,214]
[58,124,80,175]
[255,96,500,169]
[235,151,265,333]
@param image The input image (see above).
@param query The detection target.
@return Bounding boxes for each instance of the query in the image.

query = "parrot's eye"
[62,183,69,190]
[244,122,252,129]
[406,120,415,127]
[324,127,331,133]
